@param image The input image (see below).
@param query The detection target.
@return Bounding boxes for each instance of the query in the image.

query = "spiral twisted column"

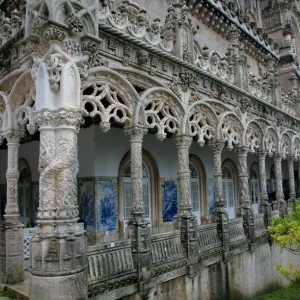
[288,156,296,208]
[274,153,287,216]
[237,146,255,242]
[258,151,271,226]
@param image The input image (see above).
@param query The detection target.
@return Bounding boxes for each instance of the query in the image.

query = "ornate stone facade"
[0,0,300,299]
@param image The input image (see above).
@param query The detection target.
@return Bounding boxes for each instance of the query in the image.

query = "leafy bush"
[268,201,300,285]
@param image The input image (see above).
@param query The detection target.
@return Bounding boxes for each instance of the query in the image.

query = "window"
[190,163,200,220]
[222,162,237,219]
[250,166,260,214]
[189,155,207,224]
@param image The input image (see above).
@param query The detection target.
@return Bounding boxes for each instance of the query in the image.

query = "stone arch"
[82,67,140,132]
[280,131,292,160]
[243,120,264,153]
[264,127,279,157]
[292,135,300,161]
[217,112,244,150]
[3,71,35,134]
[183,100,218,146]
[291,14,300,58]
[134,87,185,140]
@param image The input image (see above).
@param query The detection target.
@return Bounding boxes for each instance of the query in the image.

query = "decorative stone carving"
[143,91,181,141]
[221,114,242,149]
[136,49,149,65]
[287,156,296,207]
[274,154,287,216]
[246,122,262,153]
[82,80,132,132]
[174,135,193,215]
[2,131,24,219]
[189,105,215,146]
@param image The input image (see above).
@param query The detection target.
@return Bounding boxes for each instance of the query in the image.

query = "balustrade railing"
[151,230,185,266]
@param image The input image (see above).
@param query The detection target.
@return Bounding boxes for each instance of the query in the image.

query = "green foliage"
[250,285,300,300]
[268,201,300,285]
[0,288,16,299]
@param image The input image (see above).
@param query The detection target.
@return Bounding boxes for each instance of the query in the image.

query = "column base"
[29,270,87,300]
[0,221,24,284]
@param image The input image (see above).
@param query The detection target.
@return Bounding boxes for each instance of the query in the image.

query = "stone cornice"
[189,0,278,59]
[96,23,300,129]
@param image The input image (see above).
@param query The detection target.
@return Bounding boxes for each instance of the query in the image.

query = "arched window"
[249,165,260,215]
[18,159,31,225]
[119,150,159,234]
[222,163,237,219]
[189,155,208,224]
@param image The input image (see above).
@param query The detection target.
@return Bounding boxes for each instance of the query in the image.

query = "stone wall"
[87,235,298,300]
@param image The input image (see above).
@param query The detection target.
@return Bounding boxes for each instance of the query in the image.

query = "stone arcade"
[0,0,300,299]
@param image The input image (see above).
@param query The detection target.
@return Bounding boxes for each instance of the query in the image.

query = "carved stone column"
[274,154,287,216]
[174,135,198,267]
[210,142,229,258]
[287,156,296,209]
[237,147,255,242]
[125,127,151,289]
[0,131,24,284]
[258,151,271,227]
[29,109,87,300]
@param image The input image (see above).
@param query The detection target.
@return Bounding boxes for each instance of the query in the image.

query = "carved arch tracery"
[136,88,184,141]
[218,112,243,149]
[280,132,292,160]
[292,136,300,161]
[264,127,279,157]
[81,69,139,132]
[244,121,263,153]
[185,102,217,146]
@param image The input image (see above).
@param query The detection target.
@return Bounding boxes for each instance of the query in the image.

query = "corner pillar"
[29,109,87,300]
[287,156,296,209]
[0,130,24,285]
[125,127,151,291]
[210,142,229,259]
[274,154,287,217]
[174,135,198,267]
[258,151,271,227]
[237,147,255,243]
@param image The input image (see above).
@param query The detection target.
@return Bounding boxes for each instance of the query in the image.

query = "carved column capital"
[258,150,267,160]
[124,126,148,142]
[34,108,84,132]
[174,135,193,149]
[209,141,225,153]
[274,153,282,161]
[2,130,25,143]
[236,146,249,156]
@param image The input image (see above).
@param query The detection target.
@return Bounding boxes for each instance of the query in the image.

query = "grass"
[0,289,16,299]
[251,285,300,300]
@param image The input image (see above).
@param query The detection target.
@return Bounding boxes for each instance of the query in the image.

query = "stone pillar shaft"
[128,127,148,221]
[174,135,193,216]
[125,127,151,287]
[5,131,22,220]
[259,152,271,226]
[288,157,296,207]
[30,109,87,300]
[210,142,229,259]
[0,131,24,285]
[237,147,254,242]
[274,154,286,216]
[237,147,251,208]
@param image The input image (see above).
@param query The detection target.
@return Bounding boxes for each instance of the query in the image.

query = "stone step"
[5,273,29,300]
